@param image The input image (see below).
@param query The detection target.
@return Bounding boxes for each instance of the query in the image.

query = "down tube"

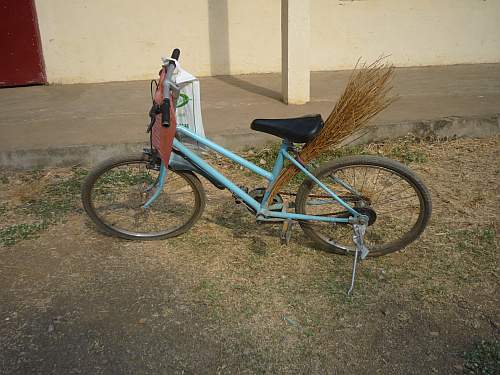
[173,139,261,211]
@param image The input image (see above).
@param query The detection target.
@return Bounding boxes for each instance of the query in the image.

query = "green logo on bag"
[176,93,190,108]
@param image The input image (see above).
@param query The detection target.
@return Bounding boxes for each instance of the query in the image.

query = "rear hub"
[333,206,377,226]
[355,207,377,226]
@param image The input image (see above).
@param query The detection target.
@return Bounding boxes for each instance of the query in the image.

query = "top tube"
[176,126,274,181]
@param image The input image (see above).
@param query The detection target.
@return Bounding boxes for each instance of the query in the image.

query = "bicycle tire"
[295,155,432,257]
[82,153,206,240]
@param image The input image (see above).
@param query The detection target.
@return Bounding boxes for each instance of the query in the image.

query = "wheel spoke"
[376,205,420,215]
[375,193,418,206]
[359,166,369,194]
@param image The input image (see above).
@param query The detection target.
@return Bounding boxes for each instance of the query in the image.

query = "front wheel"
[82,153,206,240]
[295,155,432,257]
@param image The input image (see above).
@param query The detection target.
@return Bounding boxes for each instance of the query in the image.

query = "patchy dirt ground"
[0,137,498,374]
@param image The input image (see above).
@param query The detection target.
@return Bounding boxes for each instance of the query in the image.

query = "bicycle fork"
[347,223,370,296]
[142,161,167,209]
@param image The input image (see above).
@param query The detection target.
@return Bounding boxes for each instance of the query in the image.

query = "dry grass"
[0,167,87,245]
[0,137,498,374]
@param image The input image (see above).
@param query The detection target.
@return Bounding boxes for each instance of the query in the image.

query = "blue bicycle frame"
[145,126,365,224]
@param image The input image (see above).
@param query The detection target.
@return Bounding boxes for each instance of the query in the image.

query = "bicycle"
[81,49,432,294]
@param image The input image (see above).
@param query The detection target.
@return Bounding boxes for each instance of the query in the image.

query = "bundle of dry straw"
[269,58,396,199]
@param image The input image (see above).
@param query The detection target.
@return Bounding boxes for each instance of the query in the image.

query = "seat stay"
[282,151,361,217]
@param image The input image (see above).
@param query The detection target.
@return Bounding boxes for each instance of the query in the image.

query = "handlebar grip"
[160,98,170,127]
[170,48,180,61]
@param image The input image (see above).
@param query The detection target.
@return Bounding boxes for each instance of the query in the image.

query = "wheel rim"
[300,164,425,252]
[88,160,199,237]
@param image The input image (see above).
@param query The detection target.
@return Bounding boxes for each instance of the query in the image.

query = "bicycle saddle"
[250,114,324,143]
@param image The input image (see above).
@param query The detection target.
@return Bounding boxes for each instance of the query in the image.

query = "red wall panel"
[0,0,46,87]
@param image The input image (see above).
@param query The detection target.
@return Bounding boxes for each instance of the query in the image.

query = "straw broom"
[268,58,397,200]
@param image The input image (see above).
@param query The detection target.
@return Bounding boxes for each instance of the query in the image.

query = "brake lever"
[146,104,160,133]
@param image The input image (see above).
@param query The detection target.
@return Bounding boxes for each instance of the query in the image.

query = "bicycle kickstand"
[347,223,370,296]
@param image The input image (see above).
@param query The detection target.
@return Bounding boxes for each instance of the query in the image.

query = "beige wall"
[311,0,500,70]
[35,0,281,83]
[35,0,500,84]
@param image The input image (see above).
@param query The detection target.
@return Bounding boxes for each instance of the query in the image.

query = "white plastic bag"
[173,65,206,142]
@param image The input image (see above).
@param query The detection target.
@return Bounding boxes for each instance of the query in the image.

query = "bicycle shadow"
[206,200,281,255]
[206,199,325,257]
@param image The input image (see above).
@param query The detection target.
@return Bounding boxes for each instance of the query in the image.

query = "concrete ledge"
[211,114,500,149]
[1,115,498,170]
[0,142,148,170]
[345,114,500,146]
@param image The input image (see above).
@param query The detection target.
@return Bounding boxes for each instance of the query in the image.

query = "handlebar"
[161,48,181,127]
[170,48,180,62]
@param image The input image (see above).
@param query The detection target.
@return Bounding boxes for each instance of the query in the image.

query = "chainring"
[248,187,283,212]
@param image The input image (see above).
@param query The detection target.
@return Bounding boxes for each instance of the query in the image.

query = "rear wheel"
[295,155,432,257]
[82,153,206,240]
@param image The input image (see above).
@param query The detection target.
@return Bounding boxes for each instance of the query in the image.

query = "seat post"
[280,138,296,159]
[283,140,308,168]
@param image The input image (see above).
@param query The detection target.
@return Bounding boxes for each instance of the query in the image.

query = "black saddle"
[250,114,324,143]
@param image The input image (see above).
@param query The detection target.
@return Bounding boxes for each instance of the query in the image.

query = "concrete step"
[1,63,499,169]
[1,114,497,170]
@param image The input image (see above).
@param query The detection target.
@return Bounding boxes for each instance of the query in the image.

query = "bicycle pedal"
[280,220,294,245]
[279,202,294,245]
